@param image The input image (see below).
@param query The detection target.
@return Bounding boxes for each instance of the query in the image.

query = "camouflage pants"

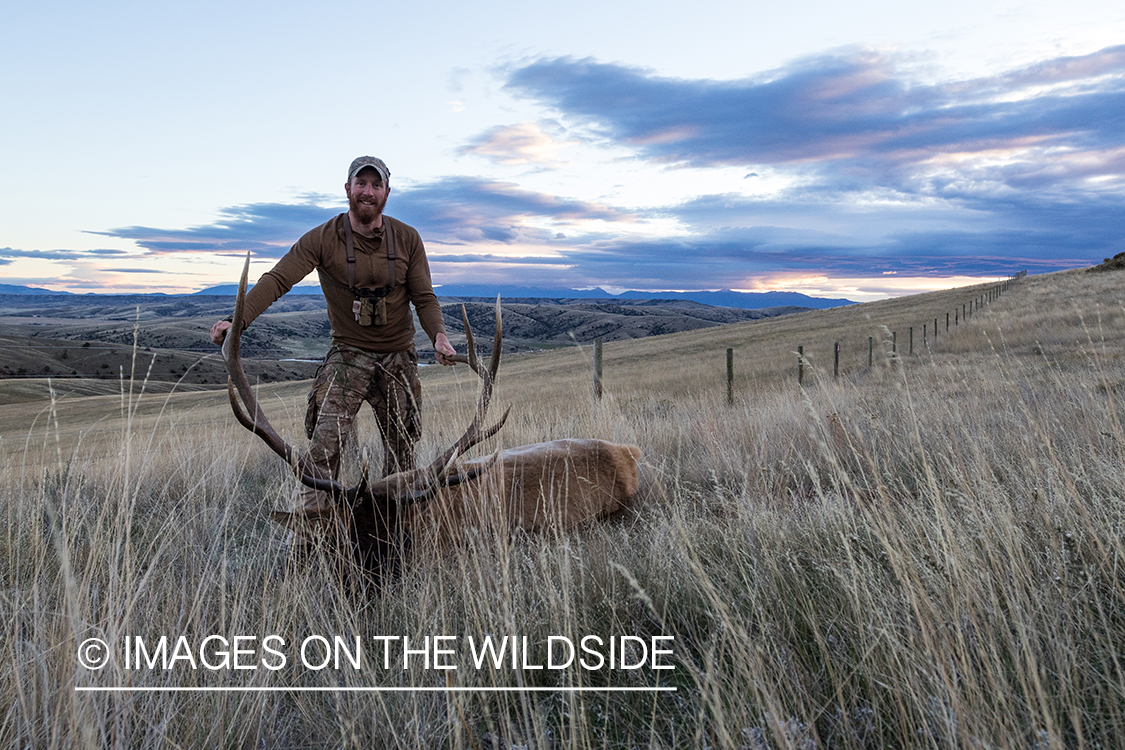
[298,344,422,511]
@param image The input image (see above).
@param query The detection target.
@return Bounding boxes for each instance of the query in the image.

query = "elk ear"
[270,508,338,529]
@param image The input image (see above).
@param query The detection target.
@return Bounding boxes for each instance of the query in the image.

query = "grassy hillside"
[0,335,319,401]
[2,267,1123,749]
[0,293,809,392]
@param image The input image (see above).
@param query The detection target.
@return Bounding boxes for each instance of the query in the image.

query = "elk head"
[221,252,509,582]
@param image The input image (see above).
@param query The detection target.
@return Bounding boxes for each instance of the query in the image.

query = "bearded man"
[210,156,457,514]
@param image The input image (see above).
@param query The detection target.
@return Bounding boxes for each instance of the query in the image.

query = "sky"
[1,1,1123,302]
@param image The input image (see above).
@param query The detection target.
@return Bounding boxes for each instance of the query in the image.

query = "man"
[210,156,457,514]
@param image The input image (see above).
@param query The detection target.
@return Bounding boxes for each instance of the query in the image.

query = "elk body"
[222,254,641,583]
[401,438,640,542]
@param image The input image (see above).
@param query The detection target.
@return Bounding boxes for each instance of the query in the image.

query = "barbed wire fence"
[590,272,1028,402]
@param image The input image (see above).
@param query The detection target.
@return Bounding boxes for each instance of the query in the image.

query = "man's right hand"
[210,320,232,345]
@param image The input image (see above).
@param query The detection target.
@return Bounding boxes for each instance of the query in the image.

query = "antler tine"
[456,294,503,453]
[222,252,340,494]
[463,303,480,374]
[446,304,481,374]
[408,295,506,492]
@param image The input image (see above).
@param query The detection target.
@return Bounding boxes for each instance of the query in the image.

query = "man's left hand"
[434,332,457,366]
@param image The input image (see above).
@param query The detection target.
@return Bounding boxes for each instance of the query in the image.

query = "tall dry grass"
[2,268,1124,748]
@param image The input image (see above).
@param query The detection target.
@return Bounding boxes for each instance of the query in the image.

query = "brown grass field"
[2,267,1123,748]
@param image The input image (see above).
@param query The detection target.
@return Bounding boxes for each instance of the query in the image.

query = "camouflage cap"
[347,156,390,185]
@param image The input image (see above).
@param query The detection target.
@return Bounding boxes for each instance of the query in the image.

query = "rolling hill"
[0,292,813,396]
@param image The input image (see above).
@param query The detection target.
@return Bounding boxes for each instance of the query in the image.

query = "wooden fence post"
[909,327,914,356]
[946,312,949,332]
[923,323,927,349]
[798,345,804,386]
[892,331,897,355]
[834,341,840,379]
[593,337,603,400]
[868,336,873,367]
[726,347,733,405]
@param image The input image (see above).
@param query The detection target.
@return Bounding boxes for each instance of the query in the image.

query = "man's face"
[345,167,390,223]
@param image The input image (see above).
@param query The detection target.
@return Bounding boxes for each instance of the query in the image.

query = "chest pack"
[342,213,396,326]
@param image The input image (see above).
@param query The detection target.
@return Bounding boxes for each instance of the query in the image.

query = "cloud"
[420,190,1101,289]
[89,179,634,260]
[459,122,576,167]
[390,176,636,244]
[57,46,1122,294]
[669,189,1121,265]
[427,253,572,265]
[0,247,131,260]
[101,268,167,274]
[491,46,1125,280]
[504,47,1125,179]
[67,176,1108,294]
[94,199,343,257]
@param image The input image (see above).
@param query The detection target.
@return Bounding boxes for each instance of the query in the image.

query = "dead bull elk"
[221,254,642,581]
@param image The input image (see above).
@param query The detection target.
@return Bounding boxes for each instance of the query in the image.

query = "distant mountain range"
[190,283,854,310]
[190,283,323,297]
[0,282,854,310]
[436,285,855,310]
[0,284,74,295]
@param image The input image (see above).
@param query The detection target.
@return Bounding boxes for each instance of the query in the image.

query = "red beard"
[350,192,387,224]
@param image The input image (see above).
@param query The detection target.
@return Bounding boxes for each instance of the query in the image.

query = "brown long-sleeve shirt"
[241,213,446,352]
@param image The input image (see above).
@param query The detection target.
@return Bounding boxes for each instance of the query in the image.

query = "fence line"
[593,337,604,400]
[586,271,1027,402]
[727,348,734,405]
[791,271,1025,389]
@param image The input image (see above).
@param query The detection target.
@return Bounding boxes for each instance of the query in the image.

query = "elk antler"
[223,253,509,507]
[223,253,343,496]
[387,295,510,505]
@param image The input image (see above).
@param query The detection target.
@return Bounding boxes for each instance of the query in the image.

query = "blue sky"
[2,1,1123,301]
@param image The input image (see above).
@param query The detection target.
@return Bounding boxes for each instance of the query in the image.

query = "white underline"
[76,686,676,693]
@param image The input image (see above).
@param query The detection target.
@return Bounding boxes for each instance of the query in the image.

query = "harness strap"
[343,213,396,294]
